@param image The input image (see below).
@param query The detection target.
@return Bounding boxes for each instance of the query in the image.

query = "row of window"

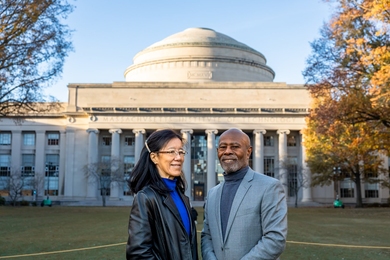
[0,176,59,197]
[264,155,381,199]
[0,132,299,148]
[340,188,378,198]
[99,155,135,175]
[100,135,298,147]
[339,180,380,198]
[265,135,298,147]
[0,132,60,146]
[0,154,59,176]
[102,136,136,146]
[0,160,380,199]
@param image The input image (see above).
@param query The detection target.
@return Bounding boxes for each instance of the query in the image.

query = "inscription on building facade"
[99,116,299,123]
[187,71,212,79]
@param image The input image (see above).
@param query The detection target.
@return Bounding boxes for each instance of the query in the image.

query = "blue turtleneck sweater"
[220,166,249,239]
[162,178,191,236]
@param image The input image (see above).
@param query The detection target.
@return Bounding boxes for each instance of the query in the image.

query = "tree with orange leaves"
[303,0,390,128]
[303,95,389,208]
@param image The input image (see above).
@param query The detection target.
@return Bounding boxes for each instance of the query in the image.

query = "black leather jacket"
[126,186,198,260]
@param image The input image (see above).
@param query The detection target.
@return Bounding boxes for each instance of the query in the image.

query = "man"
[201,128,287,260]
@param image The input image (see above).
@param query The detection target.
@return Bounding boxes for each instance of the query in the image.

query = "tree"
[6,170,24,206]
[303,95,390,207]
[303,0,390,128]
[0,0,74,116]
[25,173,45,202]
[84,158,126,207]
[278,158,310,208]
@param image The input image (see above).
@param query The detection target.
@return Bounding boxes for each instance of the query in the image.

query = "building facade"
[0,28,388,205]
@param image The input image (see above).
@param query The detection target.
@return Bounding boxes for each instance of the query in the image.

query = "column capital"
[205,129,218,135]
[253,129,266,135]
[109,128,122,134]
[86,128,99,134]
[11,130,22,134]
[277,129,290,135]
[132,129,146,134]
[181,129,193,135]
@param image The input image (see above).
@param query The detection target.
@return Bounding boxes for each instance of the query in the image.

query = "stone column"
[10,130,21,172]
[64,128,75,197]
[133,129,146,163]
[10,130,22,197]
[181,129,193,199]
[35,130,46,197]
[253,130,266,173]
[86,128,99,198]
[58,131,66,196]
[277,129,290,196]
[300,131,312,202]
[109,128,122,199]
[205,129,218,193]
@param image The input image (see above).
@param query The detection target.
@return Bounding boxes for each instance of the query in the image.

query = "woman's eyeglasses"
[158,150,187,157]
[145,139,186,157]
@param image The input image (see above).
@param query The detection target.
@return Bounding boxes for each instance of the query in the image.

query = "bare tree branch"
[0,0,74,116]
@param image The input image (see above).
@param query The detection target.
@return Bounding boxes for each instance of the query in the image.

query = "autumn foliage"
[303,0,390,207]
[304,95,389,207]
[304,0,390,127]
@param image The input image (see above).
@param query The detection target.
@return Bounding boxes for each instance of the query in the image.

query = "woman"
[126,129,198,260]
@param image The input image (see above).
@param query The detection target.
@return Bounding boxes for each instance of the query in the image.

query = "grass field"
[1,206,390,259]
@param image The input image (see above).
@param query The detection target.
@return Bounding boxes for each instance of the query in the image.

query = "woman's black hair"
[128,129,187,194]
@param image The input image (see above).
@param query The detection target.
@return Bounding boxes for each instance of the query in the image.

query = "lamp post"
[46,162,53,200]
[333,166,341,200]
[46,162,51,200]
[40,162,53,207]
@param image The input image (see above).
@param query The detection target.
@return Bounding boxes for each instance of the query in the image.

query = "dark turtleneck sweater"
[220,166,249,239]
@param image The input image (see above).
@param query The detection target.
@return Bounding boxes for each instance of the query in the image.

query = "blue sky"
[46,0,333,101]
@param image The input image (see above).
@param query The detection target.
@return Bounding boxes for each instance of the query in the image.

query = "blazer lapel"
[223,169,254,243]
[215,182,224,245]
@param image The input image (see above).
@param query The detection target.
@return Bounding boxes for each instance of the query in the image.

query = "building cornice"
[78,107,309,115]
[67,82,306,89]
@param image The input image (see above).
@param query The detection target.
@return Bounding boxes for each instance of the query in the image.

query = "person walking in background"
[126,129,198,260]
[201,128,287,260]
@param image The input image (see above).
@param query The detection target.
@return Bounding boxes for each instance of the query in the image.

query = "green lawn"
[1,206,390,259]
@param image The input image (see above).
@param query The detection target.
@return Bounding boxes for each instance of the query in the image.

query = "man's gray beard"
[221,161,240,174]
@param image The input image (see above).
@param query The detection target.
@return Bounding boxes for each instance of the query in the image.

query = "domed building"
[124,27,275,82]
[1,28,388,206]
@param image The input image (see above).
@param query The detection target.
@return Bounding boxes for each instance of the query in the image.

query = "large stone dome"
[124,27,275,82]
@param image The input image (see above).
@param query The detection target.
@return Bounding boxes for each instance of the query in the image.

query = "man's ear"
[247,146,253,159]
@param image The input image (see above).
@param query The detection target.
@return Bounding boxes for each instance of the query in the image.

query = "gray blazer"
[201,168,288,260]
